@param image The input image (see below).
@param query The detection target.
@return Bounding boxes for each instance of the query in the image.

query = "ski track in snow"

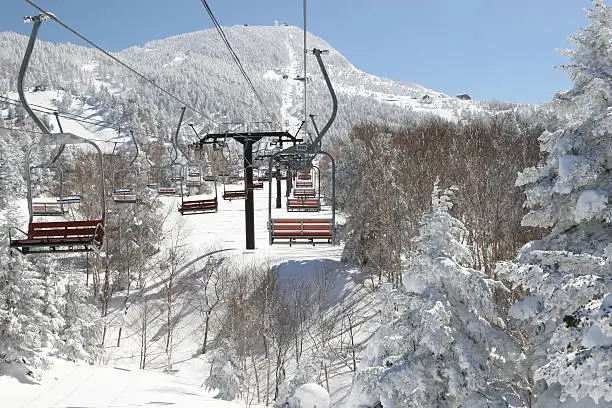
[7,90,123,154]
[280,26,303,134]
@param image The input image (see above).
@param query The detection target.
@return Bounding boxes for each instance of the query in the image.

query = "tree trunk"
[202,311,211,354]
[251,353,260,403]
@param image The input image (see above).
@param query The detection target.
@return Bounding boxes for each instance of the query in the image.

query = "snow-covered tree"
[349,182,522,408]
[59,268,103,363]
[205,338,244,401]
[498,2,612,406]
[518,0,611,235]
[0,206,52,373]
[0,126,26,208]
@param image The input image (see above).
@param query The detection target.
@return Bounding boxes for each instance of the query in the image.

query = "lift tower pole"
[194,127,299,250]
[303,0,308,140]
[243,137,255,249]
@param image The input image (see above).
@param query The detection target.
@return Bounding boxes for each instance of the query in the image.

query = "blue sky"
[1,0,594,104]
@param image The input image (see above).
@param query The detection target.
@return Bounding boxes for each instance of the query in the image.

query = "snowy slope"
[1,358,260,408]
[0,23,498,408]
[1,172,378,407]
[0,25,493,150]
[4,90,125,154]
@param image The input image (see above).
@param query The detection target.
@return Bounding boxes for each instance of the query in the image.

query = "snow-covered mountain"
[0,25,486,146]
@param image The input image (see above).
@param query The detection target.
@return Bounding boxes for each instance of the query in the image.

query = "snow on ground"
[7,90,123,154]
[1,56,372,405]
[280,25,305,135]
[1,358,256,408]
[334,82,477,123]
[290,383,331,408]
[264,69,283,80]
[2,171,376,407]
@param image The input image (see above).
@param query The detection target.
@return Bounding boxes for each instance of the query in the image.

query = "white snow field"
[0,142,375,407]
[0,57,372,406]
[1,357,246,408]
[0,175,364,407]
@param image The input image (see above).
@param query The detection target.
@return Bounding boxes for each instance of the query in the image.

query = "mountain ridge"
[0,25,490,145]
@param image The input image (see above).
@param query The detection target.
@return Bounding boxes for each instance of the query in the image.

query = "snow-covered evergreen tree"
[518,0,611,236]
[34,256,64,351]
[498,2,612,406]
[205,338,244,401]
[349,182,522,408]
[0,206,52,373]
[0,126,27,208]
[59,268,103,363]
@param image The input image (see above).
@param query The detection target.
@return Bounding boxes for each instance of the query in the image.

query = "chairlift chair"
[246,168,264,190]
[178,171,218,215]
[222,177,247,201]
[29,163,69,216]
[157,165,179,196]
[112,169,137,204]
[203,165,217,182]
[10,16,104,254]
[9,133,106,254]
[147,167,159,189]
[267,48,337,246]
[57,194,82,204]
[185,165,202,187]
[269,155,334,245]
[170,164,183,182]
[112,129,139,204]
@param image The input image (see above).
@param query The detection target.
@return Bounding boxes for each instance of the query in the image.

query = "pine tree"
[0,127,26,209]
[0,206,52,373]
[59,267,103,363]
[517,0,611,236]
[499,2,612,406]
[349,182,522,408]
[205,338,244,400]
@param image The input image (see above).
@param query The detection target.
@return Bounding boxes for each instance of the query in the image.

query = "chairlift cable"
[303,0,308,137]
[0,125,47,134]
[128,130,139,167]
[198,0,279,124]
[0,96,121,130]
[1,96,167,143]
[23,0,220,125]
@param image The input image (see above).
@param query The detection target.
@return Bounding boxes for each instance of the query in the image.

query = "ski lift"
[203,164,217,182]
[222,176,246,201]
[29,163,68,216]
[157,165,180,196]
[144,145,159,189]
[269,154,334,245]
[10,18,104,254]
[178,168,218,215]
[9,133,106,254]
[111,166,137,203]
[185,165,202,187]
[267,48,337,246]
[169,164,183,182]
[146,167,159,189]
[246,167,264,190]
[112,130,139,204]
[57,194,82,204]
